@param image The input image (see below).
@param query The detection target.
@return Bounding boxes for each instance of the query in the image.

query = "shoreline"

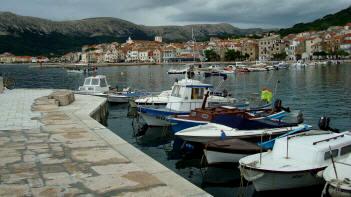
[0,59,350,68]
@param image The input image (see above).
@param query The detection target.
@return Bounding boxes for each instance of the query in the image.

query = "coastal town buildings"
[258,34,285,61]
[1,23,351,64]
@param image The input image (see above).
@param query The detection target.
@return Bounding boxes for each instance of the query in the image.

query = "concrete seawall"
[0,89,210,196]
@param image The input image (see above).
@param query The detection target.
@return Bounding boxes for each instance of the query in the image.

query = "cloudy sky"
[1,0,350,28]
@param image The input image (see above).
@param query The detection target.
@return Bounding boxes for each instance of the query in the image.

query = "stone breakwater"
[0,89,210,196]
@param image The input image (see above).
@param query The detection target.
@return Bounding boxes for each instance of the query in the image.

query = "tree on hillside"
[224,49,245,61]
[272,52,287,60]
[328,50,350,59]
[204,49,220,62]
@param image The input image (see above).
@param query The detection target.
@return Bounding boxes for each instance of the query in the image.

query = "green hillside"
[279,6,351,36]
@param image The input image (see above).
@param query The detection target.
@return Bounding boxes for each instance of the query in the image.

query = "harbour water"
[1,63,351,196]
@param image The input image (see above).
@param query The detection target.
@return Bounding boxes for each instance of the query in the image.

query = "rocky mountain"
[0,12,265,56]
[279,6,351,36]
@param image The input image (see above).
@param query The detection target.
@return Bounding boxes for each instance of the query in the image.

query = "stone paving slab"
[0,89,211,196]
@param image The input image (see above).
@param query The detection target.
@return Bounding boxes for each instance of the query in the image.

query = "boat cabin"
[272,131,351,167]
[166,79,213,111]
[78,75,110,93]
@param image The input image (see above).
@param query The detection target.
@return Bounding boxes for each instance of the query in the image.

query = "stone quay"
[0,89,210,196]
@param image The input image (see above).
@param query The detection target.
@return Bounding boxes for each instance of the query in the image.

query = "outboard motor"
[222,89,228,97]
[273,99,282,112]
[273,99,290,112]
[186,70,195,79]
[281,110,304,124]
[135,124,148,137]
[318,117,339,132]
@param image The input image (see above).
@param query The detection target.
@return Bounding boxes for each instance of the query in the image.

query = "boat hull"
[139,112,171,127]
[108,95,129,103]
[204,149,248,165]
[327,183,351,197]
[168,118,207,133]
[240,167,325,191]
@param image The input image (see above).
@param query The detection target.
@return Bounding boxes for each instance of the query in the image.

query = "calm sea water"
[1,63,350,196]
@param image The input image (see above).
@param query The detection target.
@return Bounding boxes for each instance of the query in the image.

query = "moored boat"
[175,122,307,144]
[239,130,351,192]
[75,75,109,96]
[167,103,288,133]
[137,78,214,126]
[204,139,262,165]
[203,124,311,165]
[322,154,351,197]
[167,68,188,74]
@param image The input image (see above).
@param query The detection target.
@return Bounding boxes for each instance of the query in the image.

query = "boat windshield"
[171,85,181,97]
[84,78,91,86]
[191,88,205,99]
[91,78,99,86]
[100,78,107,87]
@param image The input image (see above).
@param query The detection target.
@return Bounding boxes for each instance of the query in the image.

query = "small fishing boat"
[137,78,214,126]
[236,67,250,73]
[239,130,351,192]
[108,88,151,103]
[292,60,308,67]
[175,121,307,144]
[167,100,287,133]
[135,90,172,105]
[66,69,84,74]
[224,65,235,71]
[204,139,262,165]
[204,71,227,78]
[322,154,351,197]
[203,124,311,165]
[75,75,109,96]
[273,61,290,70]
[167,68,188,74]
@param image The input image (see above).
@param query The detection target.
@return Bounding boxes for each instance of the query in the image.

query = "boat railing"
[313,133,345,145]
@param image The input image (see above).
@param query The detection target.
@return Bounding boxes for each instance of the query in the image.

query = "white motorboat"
[66,69,84,74]
[135,88,236,106]
[75,75,109,96]
[273,61,289,70]
[107,88,151,103]
[239,131,351,192]
[167,68,188,74]
[203,124,310,165]
[292,60,308,67]
[175,122,308,144]
[322,154,351,197]
[137,78,214,126]
[135,90,172,105]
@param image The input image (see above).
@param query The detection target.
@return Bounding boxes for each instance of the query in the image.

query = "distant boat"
[108,88,151,103]
[292,60,308,67]
[75,75,110,96]
[239,130,351,192]
[273,61,290,70]
[66,69,84,74]
[167,68,188,74]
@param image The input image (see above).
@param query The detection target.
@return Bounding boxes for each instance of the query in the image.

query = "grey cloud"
[0,0,349,28]
[167,0,351,27]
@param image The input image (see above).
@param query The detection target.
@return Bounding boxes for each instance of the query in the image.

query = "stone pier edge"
[68,95,211,196]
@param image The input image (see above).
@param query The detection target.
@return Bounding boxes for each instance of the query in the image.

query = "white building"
[155,36,162,43]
